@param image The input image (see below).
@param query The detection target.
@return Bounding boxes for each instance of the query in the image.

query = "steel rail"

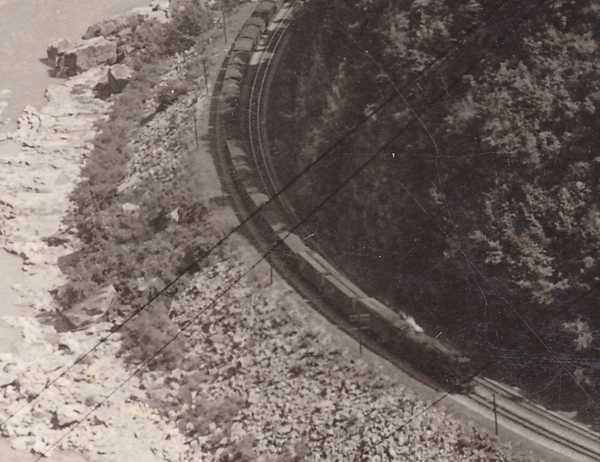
[214,1,600,460]
[247,2,300,225]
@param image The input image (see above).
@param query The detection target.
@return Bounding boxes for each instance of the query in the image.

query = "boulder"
[169,208,180,223]
[82,15,142,40]
[54,405,81,428]
[108,64,133,94]
[132,5,169,23]
[46,38,71,68]
[0,370,16,388]
[61,285,118,329]
[55,37,118,77]
[92,71,112,100]
[151,0,170,11]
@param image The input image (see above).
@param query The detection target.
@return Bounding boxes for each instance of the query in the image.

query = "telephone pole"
[493,393,499,436]
[349,313,371,356]
[202,56,209,95]
[221,0,228,43]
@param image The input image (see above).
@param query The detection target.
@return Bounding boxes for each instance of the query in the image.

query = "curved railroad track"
[209,1,600,461]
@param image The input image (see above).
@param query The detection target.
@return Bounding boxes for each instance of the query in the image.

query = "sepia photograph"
[0,0,599,460]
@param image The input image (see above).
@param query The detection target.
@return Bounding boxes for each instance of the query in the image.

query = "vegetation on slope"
[47,2,544,459]
[268,0,600,426]
[57,0,219,364]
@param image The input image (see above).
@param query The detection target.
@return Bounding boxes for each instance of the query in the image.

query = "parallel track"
[246,2,300,225]
[211,2,600,460]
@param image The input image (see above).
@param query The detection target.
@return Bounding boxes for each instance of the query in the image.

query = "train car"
[228,52,249,69]
[238,23,262,46]
[252,0,277,23]
[220,77,241,122]
[245,16,267,33]
[230,36,255,65]
[224,63,244,82]
[215,0,480,397]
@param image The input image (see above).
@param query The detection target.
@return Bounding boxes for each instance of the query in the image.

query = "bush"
[59,23,218,372]
[170,0,212,37]
[157,78,194,112]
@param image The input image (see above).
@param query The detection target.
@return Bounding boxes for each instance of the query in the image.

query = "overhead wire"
[32,80,468,459]
[326,0,599,448]
[0,0,521,430]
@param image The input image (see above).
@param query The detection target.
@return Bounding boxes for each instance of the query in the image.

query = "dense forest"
[268,0,600,426]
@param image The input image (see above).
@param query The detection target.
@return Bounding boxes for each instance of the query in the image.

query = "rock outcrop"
[52,37,118,77]
[46,38,71,68]
[94,64,134,99]
[82,15,141,41]
[108,64,133,94]
[82,2,170,42]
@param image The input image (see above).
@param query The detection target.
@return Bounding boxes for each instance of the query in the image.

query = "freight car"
[239,24,262,46]
[231,37,255,65]
[252,0,277,23]
[217,0,478,395]
[245,16,267,33]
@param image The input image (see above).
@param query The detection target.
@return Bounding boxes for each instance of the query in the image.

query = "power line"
[1,0,516,429]
[27,1,588,456]
[326,0,599,450]
[32,90,448,459]
[31,21,546,447]
[371,360,496,448]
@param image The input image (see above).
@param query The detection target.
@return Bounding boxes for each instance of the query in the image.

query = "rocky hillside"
[268,0,600,428]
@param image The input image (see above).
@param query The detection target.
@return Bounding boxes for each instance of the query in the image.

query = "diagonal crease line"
[325,0,599,451]
[2,0,537,431]
[33,98,426,459]
[372,360,497,448]
[32,32,531,448]
[343,0,595,401]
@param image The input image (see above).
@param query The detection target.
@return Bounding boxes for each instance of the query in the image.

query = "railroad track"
[247,3,298,219]
[210,1,600,460]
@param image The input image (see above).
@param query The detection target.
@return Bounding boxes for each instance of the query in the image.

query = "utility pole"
[221,0,228,44]
[192,111,199,148]
[202,57,209,95]
[493,392,499,436]
[349,312,370,356]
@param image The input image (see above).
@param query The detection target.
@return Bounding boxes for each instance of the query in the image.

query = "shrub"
[170,0,212,37]
[157,78,194,111]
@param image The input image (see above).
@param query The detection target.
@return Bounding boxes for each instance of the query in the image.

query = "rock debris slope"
[0,65,185,462]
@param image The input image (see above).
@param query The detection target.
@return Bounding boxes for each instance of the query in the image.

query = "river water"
[0,1,149,460]
[0,0,150,132]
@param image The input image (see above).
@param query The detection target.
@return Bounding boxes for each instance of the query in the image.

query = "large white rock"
[151,0,170,12]
[82,15,138,40]
[46,38,71,67]
[55,37,118,77]
[108,64,134,94]
[54,404,81,428]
